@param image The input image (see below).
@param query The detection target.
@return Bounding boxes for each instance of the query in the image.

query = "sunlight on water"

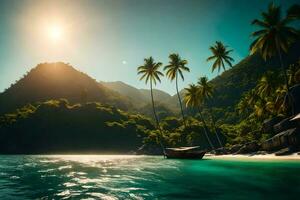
[0,155,300,200]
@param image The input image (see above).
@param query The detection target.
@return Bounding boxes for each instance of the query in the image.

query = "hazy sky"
[0,0,298,95]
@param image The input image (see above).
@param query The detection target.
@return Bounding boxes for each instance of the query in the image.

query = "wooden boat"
[164,146,206,159]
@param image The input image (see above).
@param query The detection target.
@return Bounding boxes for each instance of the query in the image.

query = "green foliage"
[161,117,181,131]
[236,60,300,121]
[0,99,154,153]
[139,102,175,121]
[221,58,300,145]
[220,119,261,145]
[206,40,300,124]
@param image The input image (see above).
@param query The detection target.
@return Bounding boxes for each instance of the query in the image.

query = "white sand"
[205,153,300,160]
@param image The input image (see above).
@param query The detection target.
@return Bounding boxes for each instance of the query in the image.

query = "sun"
[48,25,63,41]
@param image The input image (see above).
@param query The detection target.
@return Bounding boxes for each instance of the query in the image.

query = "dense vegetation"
[0,99,223,154]
[0,99,152,153]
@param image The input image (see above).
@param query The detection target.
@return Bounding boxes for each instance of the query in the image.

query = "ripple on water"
[9,176,20,179]
[58,165,72,170]
[38,168,55,173]
[87,192,117,200]
[56,189,71,199]
[63,182,77,187]
[0,155,300,200]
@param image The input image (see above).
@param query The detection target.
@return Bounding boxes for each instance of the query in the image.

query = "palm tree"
[184,84,214,150]
[287,61,300,86]
[137,57,165,152]
[164,53,190,128]
[250,3,299,114]
[247,89,261,106]
[207,41,234,73]
[237,94,251,116]
[197,77,223,148]
[252,99,268,119]
[257,71,279,97]
[274,86,287,114]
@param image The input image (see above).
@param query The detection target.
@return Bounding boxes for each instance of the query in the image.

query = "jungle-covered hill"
[166,42,300,123]
[0,62,133,115]
[0,99,154,154]
[209,42,300,109]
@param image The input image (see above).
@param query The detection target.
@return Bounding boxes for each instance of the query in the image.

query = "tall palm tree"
[197,77,223,148]
[207,41,234,73]
[184,84,214,150]
[164,53,190,128]
[137,57,165,151]
[250,3,299,114]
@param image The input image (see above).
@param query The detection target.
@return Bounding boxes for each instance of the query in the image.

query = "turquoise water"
[0,155,300,200]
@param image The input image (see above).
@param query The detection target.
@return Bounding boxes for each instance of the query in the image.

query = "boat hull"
[165,150,206,159]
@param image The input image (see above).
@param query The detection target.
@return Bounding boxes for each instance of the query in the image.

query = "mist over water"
[0,155,300,200]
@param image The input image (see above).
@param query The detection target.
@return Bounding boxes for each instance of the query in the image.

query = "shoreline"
[205,153,300,160]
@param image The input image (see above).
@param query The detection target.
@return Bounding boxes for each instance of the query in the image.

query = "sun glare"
[48,25,63,41]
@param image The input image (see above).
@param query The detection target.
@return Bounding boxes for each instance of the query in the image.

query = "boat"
[164,146,206,159]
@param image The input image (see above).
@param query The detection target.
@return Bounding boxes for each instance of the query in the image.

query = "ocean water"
[0,155,300,200]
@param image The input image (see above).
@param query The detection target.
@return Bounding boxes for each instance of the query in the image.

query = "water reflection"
[0,155,299,200]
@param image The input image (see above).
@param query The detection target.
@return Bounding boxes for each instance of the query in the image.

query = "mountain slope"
[209,42,300,110]
[101,81,172,108]
[139,88,172,103]
[0,62,132,114]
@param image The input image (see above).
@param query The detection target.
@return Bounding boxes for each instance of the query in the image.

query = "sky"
[0,0,298,95]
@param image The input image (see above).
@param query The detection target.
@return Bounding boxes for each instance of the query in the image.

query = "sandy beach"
[205,153,300,160]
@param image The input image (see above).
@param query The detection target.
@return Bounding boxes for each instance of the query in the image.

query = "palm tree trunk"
[197,106,214,150]
[209,109,223,148]
[150,80,165,155]
[176,74,187,128]
[276,43,294,115]
[221,60,226,72]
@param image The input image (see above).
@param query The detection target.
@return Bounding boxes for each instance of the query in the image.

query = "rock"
[291,113,300,128]
[251,151,268,155]
[261,128,300,151]
[273,117,297,134]
[275,147,293,156]
[214,147,227,155]
[261,117,284,134]
[261,138,274,151]
[251,130,262,140]
[285,84,300,115]
[236,142,260,154]
[227,144,243,154]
